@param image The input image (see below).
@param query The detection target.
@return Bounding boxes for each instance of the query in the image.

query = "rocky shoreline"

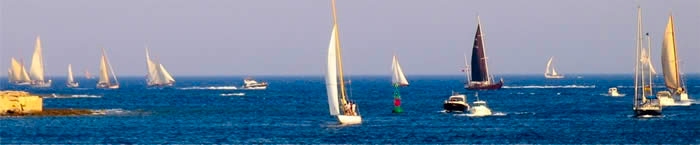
[1,109,94,116]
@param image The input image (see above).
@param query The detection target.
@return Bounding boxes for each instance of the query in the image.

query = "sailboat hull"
[634,109,662,117]
[336,115,362,125]
[466,80,503,90]
[31,80,52,88]
[97,83,119,89]
[66,82,79,88]
[544,75,564,79]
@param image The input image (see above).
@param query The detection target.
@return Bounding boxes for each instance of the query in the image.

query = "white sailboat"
[633,6,661,117]
[391,54,409,87]
[145,48,175,87]
[7,57,32,85]
[66,64,79,88]
[96,48,119,89]
[659,14,691,105]
[544,57,564,79]
[29,36,52,87]
[325,0,361,125]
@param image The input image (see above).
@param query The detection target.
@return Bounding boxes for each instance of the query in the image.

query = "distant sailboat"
[145,48,175,87]
[391,54,408,113]
[7,57,32,85]
[659,14,691,103]
[632,6,661,117]
[325,0,361,125]
[465,16,503,90]
[544,57,564,79]
[66,64,79,88]
[96,48,119,89]
[85,69,94,79]
[29,36,51,87]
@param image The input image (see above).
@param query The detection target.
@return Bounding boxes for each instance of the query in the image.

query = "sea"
[1,74,699,144]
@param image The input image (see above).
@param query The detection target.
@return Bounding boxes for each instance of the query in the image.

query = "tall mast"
[634,5,641,106]
[331,0,349,105]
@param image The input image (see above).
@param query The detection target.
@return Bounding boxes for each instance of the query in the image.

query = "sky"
[1,0,699,76]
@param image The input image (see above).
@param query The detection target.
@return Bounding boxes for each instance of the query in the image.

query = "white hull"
[31,80,52,88]
[66,82,79,88]
[469,106,492,117]
[243,86,267,90]
[97,83,119,89]
[608,87,624,97]
[336,115,362,125]
[544,75,564,79]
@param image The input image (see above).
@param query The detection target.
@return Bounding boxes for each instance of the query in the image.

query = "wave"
[454,112,507,117]
[615,86,665,88]
[220,93,245,96]
[44,94,102,98]
[503,85,595,89]
[600,93,626,97]
[91,109,138,115]
[178,86,238,90]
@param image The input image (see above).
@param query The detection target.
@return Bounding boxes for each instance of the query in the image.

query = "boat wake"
[178,86,238,90]
[503,85,595,89]
[600,93,626,97]
[44,94,102,98]
[220,93,245,96]
[91,109,141,115]
[454,112,507,117]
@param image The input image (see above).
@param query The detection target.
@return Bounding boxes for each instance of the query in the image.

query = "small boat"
[8,57,32,85]
[391,53,408,113]
[544,57,564,79]
[443,92,469,112]
[325,0,361,125]
[660,13,692,104]
[145,48,175,87]
[96,48,120,89]
[28,36,52,88]
[465,16,504,90]
[632,6,661,117]
[608,87,624,97]
[66,64,79,88]
[657,91,675,106]
[468,92,492,116]
[242,77,268,90]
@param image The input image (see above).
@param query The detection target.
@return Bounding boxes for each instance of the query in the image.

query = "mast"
[634,6,641,107]
[331,0,349,105]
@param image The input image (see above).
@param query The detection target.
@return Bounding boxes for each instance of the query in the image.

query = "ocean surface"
[1,74,699,144]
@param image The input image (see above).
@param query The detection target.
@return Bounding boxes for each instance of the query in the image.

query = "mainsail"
[545,57,555,75]
[325,25,340,116]
[67,64,75,83]
[98,48,119,86]
[145,48,175,86]
[29,36,46,82]
[661,15,683,92]
[391,55,409,86]
[9,57,31,83]
[470,19,490,82]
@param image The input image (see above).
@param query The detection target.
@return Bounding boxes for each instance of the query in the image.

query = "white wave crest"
[220,93,245,96]
[179,86,238,90]
[91,109,133,115]
[45,94,102,98]
[600,93,626,97]
[503,85,595,89]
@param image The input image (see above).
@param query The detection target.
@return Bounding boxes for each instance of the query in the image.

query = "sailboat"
[66,64,79,88]
[391,54,408,113]
[85,69,94,79]
[544,57,564,79]
[465,16,503,90]
[29,36,52,87]
[145,48,175,87]
[633,6,661,117]
[659,14,691,104]
[7,57,32,85]
[325,0,361,125]
[96,48,119,89]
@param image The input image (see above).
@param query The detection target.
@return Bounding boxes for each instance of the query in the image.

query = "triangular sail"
[470,21,490,82]
[145,48,160,84]
[158,64,175,83]
[67,64,75,83]
[391,55,409,86]
[98,52,110,84]
[661,15,682,91]
[325,25,340,115]
[545,57,554,75]
[29,36,45,81]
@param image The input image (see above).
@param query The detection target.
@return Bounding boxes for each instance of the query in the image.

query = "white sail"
[158,64,175,83]
[67,64,75,83]
[544,57,563,78]
[29,36,45,81]
[641,47,657,74]
[661,15,682,91]
[391,55,408,86]
[552,68,558,75]
[325,25,340,116]
[9,58,31,82]
[545,57,553,75]
[145,48,160,84]
[98,52,110,84]
[145,48,175,86]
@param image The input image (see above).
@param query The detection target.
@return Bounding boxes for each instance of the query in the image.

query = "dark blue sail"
[470,24,489,82]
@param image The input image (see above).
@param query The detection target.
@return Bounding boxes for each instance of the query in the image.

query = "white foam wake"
[179,86,238,90]
[44,94,102,98]
[91,109,133,115]
[454,112,507,117]
[503,85,595,89]
[220,93,245,96]
[600,93,626,97]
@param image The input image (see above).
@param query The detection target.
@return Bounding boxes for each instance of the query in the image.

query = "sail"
[391,55,409,86]
[98,51,110,84]
[29,36,45,81]
[545,57,553,75]
[661,15,681,91]
[158,64,175,83]
[470,23,489,82]
[325,25,340,115]
[145,48,160,84]
[10,58,31,82]
[67,64,74,83]
[641,47,657,74]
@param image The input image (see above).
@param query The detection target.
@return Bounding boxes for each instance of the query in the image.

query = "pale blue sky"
[1,0,699,76]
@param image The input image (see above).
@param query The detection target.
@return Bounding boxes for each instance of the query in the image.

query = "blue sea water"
[1,74,699,144]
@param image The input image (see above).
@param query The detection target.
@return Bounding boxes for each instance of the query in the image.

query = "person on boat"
[350,102,357,116]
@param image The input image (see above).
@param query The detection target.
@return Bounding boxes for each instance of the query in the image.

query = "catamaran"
[29,36,51,87]
[96,48,119,89]
[325,0,361,125]
[544,57,564,79]
[66,64,79,88]
[145,48,175,87]
[391,54,408,113]
[7,57,32,85]
[632,6,661,117]
[659,14,692,105]
[465,16,503,90]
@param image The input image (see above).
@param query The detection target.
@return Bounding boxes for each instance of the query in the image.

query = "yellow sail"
[98,50,111,84]
[661,15,681,91]
[29,36,46,81]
